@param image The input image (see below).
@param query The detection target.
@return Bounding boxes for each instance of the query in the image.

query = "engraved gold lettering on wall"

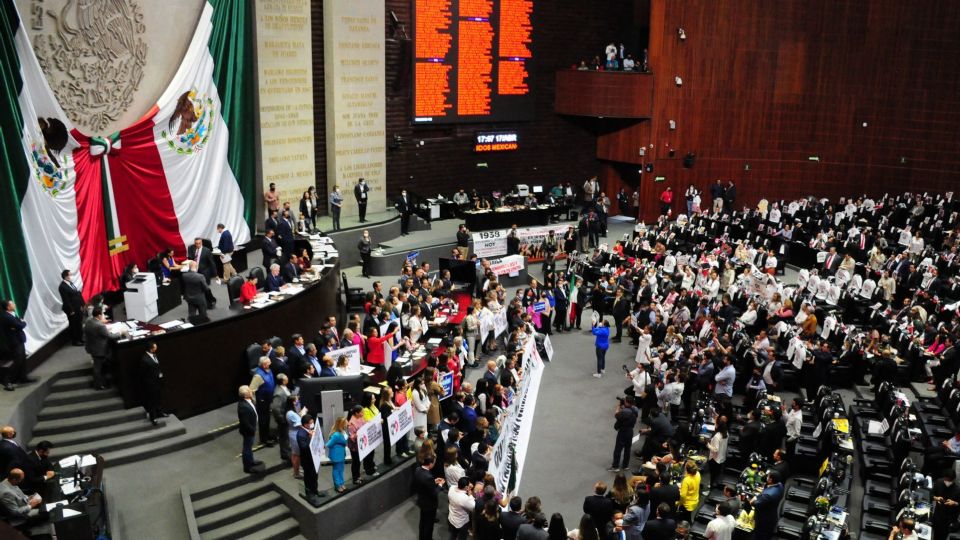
[29,0,147,133]
[256,0,316,207]
[324,0,386,217]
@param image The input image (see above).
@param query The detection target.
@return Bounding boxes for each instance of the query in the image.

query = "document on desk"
[45,500,69,512]
[61,483,80,496]
[159,320,184,330]
[58,455,81,468]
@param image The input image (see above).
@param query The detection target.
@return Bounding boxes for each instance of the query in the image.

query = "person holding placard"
[325,416,349,494]
[297,414,322,504]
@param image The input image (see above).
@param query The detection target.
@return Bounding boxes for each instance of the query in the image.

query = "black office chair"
[250,267,266,290]
[226,276,244,306]
[269,336,282,349]
[342,272,365,310]
[245,343,263,373]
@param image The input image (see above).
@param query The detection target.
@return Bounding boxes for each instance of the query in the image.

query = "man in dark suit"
[261,229,279,269]
[0,300,29,390]
[141,341,165,425]
[264,209,279,233]
[643,503,678,540]
[237,385,262,473]
[397,190,413,235]
[413,453,444,540]
[58,270,85,346]
[583,481,615,538]
[281,254,300,283]
[287,334,306,376]
[751,471,784,540]
[84,307,116,390]
[553,277,569,333]
[19,440,54,496]
[500,496,526,540]
[181,261,211,323]
[265,264,285,293]
[354,178,369,222]
[649,476,681,518]
[822,247,840,276]
[277,210,295,259]
[0,426,30,479]
[187,237,217,284]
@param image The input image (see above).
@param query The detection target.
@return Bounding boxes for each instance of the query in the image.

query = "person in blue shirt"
[325,416,349,493]
[592,319,611,378]
[750,471,785,540]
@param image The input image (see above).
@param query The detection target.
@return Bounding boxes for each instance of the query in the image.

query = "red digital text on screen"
[498,0,533,59]
[457,19,494,116]
[415,62,454,117]
[415,0,453,59]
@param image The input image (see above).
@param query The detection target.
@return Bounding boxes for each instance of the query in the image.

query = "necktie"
[196,248,201,262]
[860,235,865,249]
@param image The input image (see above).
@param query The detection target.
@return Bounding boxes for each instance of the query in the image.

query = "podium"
[124,272,158,322]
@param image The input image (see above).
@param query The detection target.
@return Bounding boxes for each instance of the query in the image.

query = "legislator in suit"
[141,342,165,424]
[0,470,42,529]
[237,389,261,473]
[83,309,114,390]
[265,268,285,293]
[58,271,85,345]
[0,301,28,388]
[19,442,54,497]
[397,190,413,235]
[413,460,443,540]
[261,230,279,269]
[187,238,217,284]
[216,224,236,280]
[354,178,370,222]
[276,212,295,259]
[0,432,30,479]
[281,257,300,284]
[181,264,211,323]
[751,475,785,540]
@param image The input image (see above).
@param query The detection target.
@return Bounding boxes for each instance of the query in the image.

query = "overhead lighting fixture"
[678,28,686,40]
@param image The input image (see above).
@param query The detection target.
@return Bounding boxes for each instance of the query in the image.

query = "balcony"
[555,70,654,118]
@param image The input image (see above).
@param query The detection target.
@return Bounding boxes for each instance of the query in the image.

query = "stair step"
[99,430,209,467]
[33,408,147,437]
[201,505,292,540]
[33,417,159,448]
[50,377,95,392]
[43,387,113,407]
[37,395,125,421]
[51,419,185,458]
[196,491,282,533]
[193,482,274,517]
[56,368,94,379]
[241,518,301,540]
[191,461,288,500]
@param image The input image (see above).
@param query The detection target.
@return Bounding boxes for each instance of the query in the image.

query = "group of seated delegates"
[0,427,56,535]
[402,188,960,540]
[451,183,578,213]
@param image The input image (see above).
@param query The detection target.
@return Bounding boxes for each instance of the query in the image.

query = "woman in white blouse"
[410,377,430,432]
[681,266,696,291]
[407,305,428,343]
[879,270,896,303]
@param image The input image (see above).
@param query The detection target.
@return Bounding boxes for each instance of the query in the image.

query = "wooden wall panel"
[628,0,960,221]
[555,71,654,118]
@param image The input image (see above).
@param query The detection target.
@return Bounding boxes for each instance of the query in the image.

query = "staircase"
[29,368,191,466]
[184,464,306,540]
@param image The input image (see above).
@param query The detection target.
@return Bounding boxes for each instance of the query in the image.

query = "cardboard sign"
[533,301,547,313]
[494,308,508,337]
[387,401,414,441]
[489,255,525,276]
[326,345,362,373]
[439,371,454,400]
[356,414,383,461]
[543,335,554,361]
[309,425,326,473]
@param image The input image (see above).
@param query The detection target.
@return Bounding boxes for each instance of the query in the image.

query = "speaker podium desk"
[110,260,342,419]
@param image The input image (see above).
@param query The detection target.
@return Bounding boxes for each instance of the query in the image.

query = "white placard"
[489,255,525,276]
[543,335,554,361]
[480,311,495,339]
[494,309,509,337]
[473,230,508,258]
[326,345,362,373]
[309,425,326,473]
[356,413,384,461]
[387,401,414,441]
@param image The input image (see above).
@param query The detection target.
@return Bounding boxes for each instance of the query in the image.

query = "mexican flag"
[0,0,255,353]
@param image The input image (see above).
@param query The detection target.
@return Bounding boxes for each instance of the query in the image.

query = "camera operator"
[609,395,639,472]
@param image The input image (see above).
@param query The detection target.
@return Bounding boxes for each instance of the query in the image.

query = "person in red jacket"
[365,324,397,367]
[660,187,673,216]
[239,275,259,305]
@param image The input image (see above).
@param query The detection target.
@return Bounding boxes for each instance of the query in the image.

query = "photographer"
[609,395,639,472]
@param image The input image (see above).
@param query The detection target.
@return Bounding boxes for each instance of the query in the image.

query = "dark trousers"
[242,434,255,470]
[91,355,108,388]
[360,253,371,277]
[67,312,84,343]
[419,506,437,540]
[143,381,162,421]
[186,298,208,322]
[612,432,632,469]
[363,453,376,474]
[708,458,722,489]
[303,457,319,496]
[596,347,607,373]
[275,413,290,459]
[614,318,623,339]
[255,396,272,443]
[11,342,27,383]
[358,201,367,222]
[448,521,470,540]
[332,207,341,230]
[540,313,552,335]
[401,213,411,234]
[554,306,567,331]
[351,447,362,481]
[573,303,583,328]
[383,426,393,464]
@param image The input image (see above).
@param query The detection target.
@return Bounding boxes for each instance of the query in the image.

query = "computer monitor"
[532,185,543,194]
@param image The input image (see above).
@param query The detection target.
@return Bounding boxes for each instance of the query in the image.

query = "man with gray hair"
[266,262,285,292]
[237,385,263,473]
[249,357,276,447]
[181,260,211,323]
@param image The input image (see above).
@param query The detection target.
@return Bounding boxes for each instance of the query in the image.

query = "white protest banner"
[473,230,507,258]
[489,255,525,276]
[357,413,384,460]
[380,320,402,341]
[543,335,554,361]
[387,401,414,441]
[383,340,393,371]
[326,345,362,373]
[516,224,569,252]
[480,311,495,339]
[493,308,508,337]
[490,337,544,494]
[309,425,326,473]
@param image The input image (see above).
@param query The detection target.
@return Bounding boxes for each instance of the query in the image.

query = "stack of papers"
[159,320,184,330]
[58,454,97,468]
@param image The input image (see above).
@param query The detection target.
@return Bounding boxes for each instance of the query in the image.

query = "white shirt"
[444,463,466,487]
[708,432,728,464]
[705,514,736,540]
[448,486,475,528]
[739,309,757,326]
[635,334,653,365]
[785,408,803,439]
[630,368,651,394]
[714,365,735,397]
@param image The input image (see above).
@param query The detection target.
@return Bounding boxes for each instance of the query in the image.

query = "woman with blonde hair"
[325,416,349,493]
[606,471,634,512]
